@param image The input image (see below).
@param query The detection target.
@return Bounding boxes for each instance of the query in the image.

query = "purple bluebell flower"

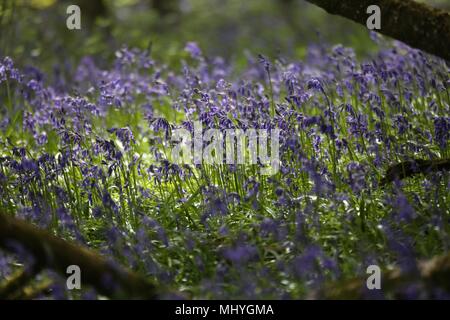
[185,42,202,59]
[258,54,271,73]
[223,244,258,265]
[433,117,449,149]
[108,127,135,150]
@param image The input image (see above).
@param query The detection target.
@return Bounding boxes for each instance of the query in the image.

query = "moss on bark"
[305,0,450,61]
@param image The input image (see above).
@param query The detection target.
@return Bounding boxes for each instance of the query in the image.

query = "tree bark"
[304,0,450,61]
[0,213,163,299]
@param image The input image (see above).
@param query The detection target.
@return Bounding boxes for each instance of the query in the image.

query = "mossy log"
[304,0,450,61]
[312,252,450,299]
[0,213,163,299]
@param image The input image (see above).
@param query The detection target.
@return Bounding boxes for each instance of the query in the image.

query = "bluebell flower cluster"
[0,39,449,299]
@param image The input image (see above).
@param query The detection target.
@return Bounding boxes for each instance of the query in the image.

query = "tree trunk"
[304,0,450,61]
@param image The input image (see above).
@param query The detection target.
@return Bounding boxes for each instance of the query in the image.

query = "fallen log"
[312,252,450,299]
[0,213,164,299]
[304,0,450,61]
[0,269,40,299]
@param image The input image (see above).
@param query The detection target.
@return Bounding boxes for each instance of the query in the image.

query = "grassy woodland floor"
[0,1,449,300]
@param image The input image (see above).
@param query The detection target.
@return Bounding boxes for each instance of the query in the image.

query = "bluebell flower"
[307,78,323,91]
[185,42,202,59]
[258,54,271,73]
[223,244,258,265]
[433,117,449,149]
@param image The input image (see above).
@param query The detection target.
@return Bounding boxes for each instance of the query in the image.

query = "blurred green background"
[0,0,448,69]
